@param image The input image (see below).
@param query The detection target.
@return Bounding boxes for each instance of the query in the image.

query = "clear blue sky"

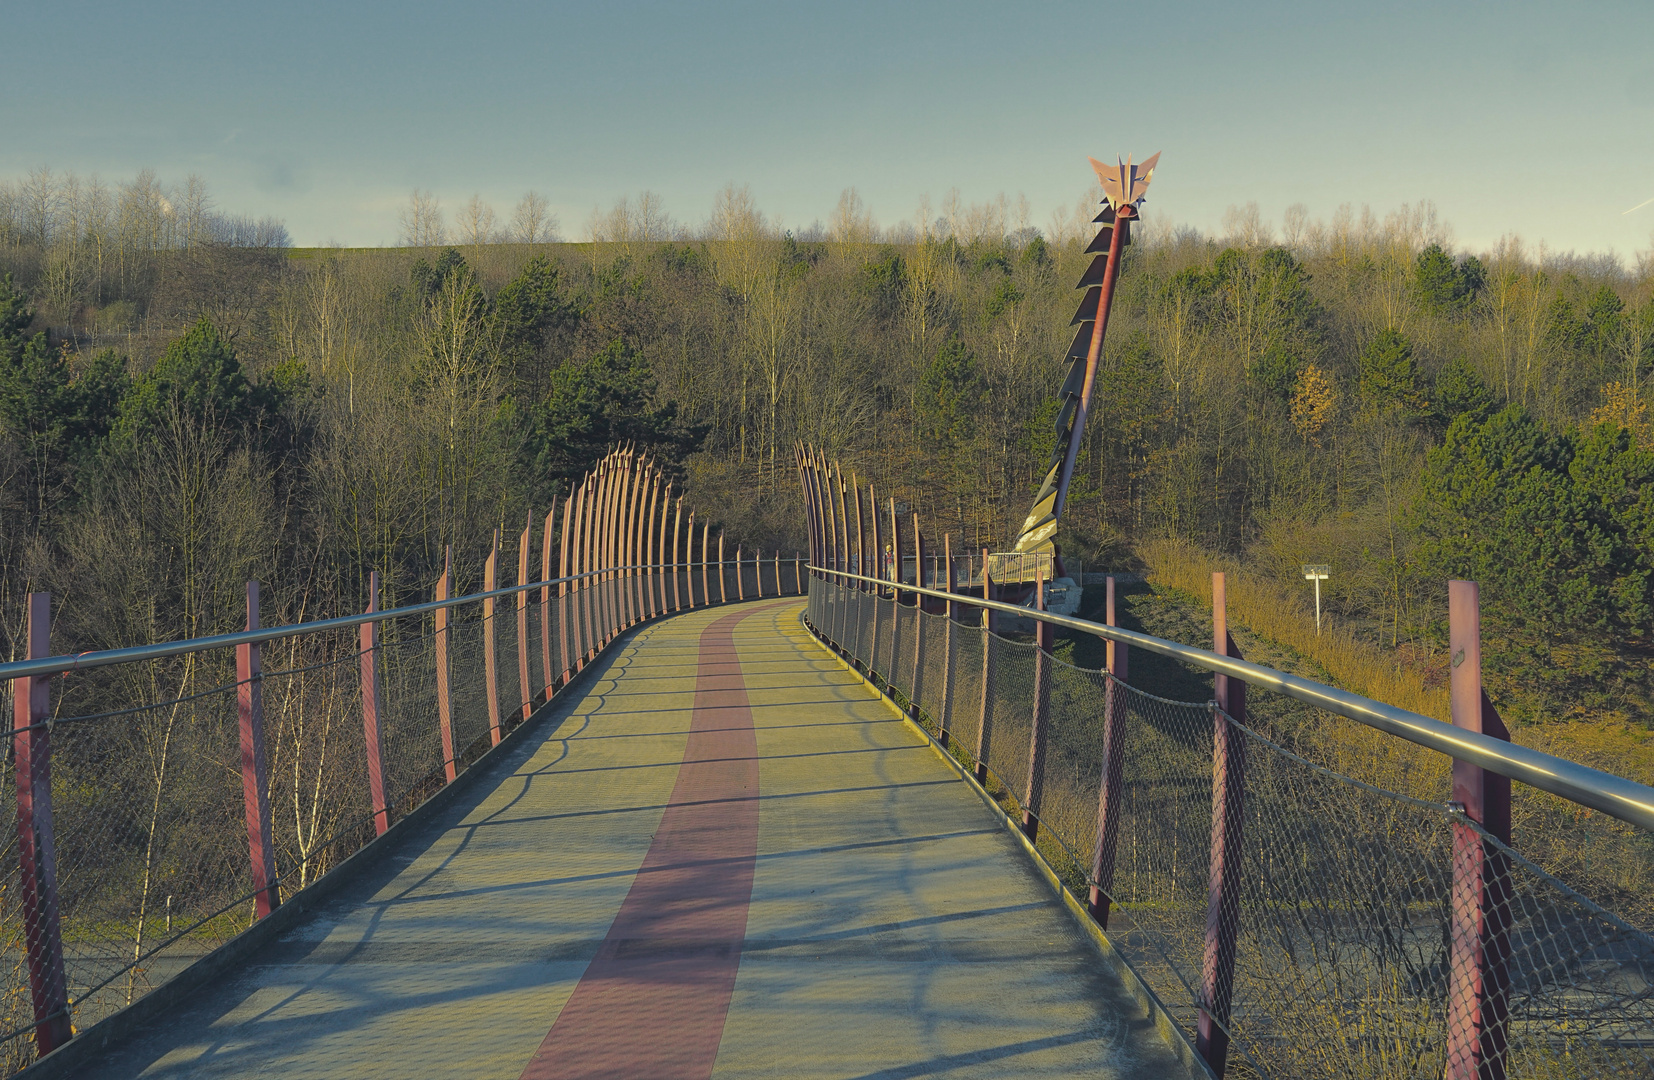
[5,0,1651,257]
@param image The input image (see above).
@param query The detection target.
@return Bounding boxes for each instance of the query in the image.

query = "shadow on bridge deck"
[62,599,1192,1080]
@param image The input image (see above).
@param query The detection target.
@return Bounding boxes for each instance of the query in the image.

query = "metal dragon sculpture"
[1009,153,1161,563]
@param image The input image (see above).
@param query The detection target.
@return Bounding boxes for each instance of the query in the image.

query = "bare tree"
[829,188,875,244]
[509,191,556,244]
[398,190,446,247]
[455,194,497,247]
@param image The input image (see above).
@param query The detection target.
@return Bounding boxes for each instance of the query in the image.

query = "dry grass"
[1138,535,1450,723]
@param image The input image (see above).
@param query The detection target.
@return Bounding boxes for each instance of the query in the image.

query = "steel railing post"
[737,544,746,600]
[774,551,782,597]
[1023,578,1052,841]
[484,530,503,747]
[237,581,279,919]
[436,547,457,783]
[795,554,802,595]
[517,512,533,722]
[1198,572,1246,1077]
[1446,579,1512,1080]
[975,548,993,785]
[360,572,390,836]
[14,592,72,1055]
[1089,574,1130,925]
[938,534,955,749]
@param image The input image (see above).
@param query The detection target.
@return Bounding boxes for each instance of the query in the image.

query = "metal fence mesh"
[0,554,808,1071]
[804,575,1654,1080]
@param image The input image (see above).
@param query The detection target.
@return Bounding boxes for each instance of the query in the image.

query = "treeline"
[3,173,1653,727]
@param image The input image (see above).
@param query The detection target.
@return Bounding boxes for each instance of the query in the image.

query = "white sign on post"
[1302,564,1330,635]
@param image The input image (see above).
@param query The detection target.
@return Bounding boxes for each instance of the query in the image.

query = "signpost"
[1302,564,1330,635]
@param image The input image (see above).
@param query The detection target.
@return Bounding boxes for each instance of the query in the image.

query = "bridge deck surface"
[74,599,1186,1079]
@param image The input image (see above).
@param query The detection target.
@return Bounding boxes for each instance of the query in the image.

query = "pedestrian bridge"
[3,448,1652,1080]
[60,599,1185,1079]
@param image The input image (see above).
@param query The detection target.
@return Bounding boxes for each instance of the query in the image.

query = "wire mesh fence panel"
[48,666,253,1039]
[0,760,29,1072]
[950,622,984,755]
[1075,681,1216,1040]
[1032,660,1111,871]
[378,622,447,816]
[915,608,950,733]
[980,631,1036,811]
[890,603,919,701]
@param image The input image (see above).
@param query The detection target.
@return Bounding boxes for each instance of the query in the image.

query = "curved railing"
[0,447,802,1074]
[801,561,1654,1080]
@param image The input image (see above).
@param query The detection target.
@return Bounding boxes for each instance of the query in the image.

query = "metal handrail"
[809,564,1654,833]
[0,560,768,683]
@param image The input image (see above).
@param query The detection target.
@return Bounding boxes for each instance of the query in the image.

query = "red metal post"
[13,593,72,1055]
[1023,578,1053,841]
[574,482,590,664]
[484,530,503,747]
[700,519,711,609]
[1089,575,1130,925]
[237,581,279,919]
[909,514,926,716]
[868,485,883,674]
[1052,206,1133,523]
[360,572,390,836]
[672,496,684,612]
[558,496,575,684]
[541,504,556,696]
[623,459,643,626]
[1198,572,1246,1077]
[1445,579,1512,1080]
[853,473,867,588]
[436,547,457,783]
[718,532,728,603]
[975,547,993,786]
[598,461,618,642]
[938,533,955,749]
[650,474,663,617]
[887,499,904,684]
[518,512,533,721]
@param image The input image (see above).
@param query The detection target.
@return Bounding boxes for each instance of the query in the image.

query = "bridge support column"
[1088,575,1129,926]
[1022,579,1052,841]
[13,592,72,1056]
[1445,579,1512,1080]
[360,572,390,837]
[1198,572,1246,1077]
[238,582,279,920]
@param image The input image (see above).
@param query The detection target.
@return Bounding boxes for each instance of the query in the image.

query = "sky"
[4,0,1652,257]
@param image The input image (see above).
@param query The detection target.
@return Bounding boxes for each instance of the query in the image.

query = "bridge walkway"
[73,598,1189,1079]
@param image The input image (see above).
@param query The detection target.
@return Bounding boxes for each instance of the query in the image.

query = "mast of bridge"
[1009,152,1161,562]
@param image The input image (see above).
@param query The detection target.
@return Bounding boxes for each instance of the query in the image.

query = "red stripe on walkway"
[519,603,789,1080]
